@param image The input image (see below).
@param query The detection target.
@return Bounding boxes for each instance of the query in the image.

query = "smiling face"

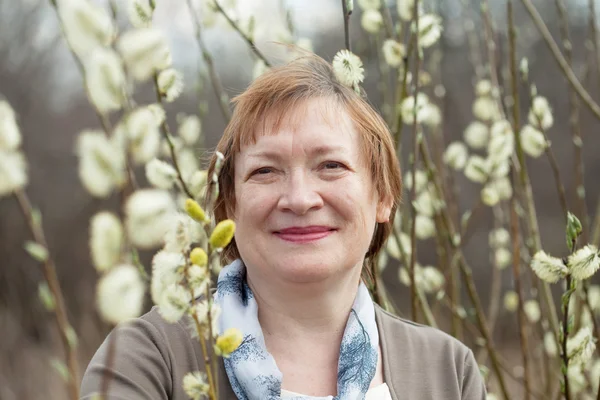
[232,98,392,285]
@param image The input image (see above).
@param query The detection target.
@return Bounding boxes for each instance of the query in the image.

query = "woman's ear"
[376,195,394,223]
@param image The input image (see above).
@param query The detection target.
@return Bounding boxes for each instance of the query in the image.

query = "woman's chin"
[271,258,349,284]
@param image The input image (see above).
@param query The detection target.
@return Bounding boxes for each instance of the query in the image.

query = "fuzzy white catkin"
[400,93,430,125]
[417,14,443,48]
[524,300,541,323]
[145,158,178,190]
[157,68,184,102]
[443,142,468,170]
[156,283,192,323]
[85,48,126,114]
[178,115,202,145]
[77,130,125,198]
[415,214,436,240]
[481,185,499,207]
[163,213,205,253]
[494,248,511,269]
[488,177,512,200]
[90,211,123,272]
[403,169,428,193]
[382,39,405,68]
[504,291,519,312]
[361,9,383,34]
[128,0,154,28]
[0,101,21,151]
[183,371,210,400]
[332,50,364,88]
[463,121,489,149]
[0,150,28,198]
[150,250,185,303]
[528,96,554,130]
[543,331,558,357]
[117,28,172,81]
[125,189,176,249]
[489,228,510,248]
[96,264,145,325]
[472,96,499,122]
[413,189,440,217]
[464,155,489,183]
[567,327,596,365]
[57,0,115,57]
[397,0,415,21]
[568,245,600,281]
[530,250,568,283]
[520,124,547,158]
[487,120,514,163]
[475,80,493,97]
[124,107,161,164]
[385,231,411,260]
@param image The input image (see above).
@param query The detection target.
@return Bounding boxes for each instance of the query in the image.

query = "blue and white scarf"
[214,259,379,400]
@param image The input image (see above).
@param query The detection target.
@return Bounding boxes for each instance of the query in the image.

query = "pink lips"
[274,226,336,243]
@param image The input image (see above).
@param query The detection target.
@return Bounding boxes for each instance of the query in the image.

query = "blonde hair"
[206,53,402,274]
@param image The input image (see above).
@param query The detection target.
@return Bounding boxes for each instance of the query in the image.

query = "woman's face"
[233,98,392,284]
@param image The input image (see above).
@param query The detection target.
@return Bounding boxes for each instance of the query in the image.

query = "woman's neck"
[246,268,363,395]
[247,268,361,341]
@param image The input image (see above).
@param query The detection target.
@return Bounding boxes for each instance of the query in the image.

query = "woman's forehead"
[239,97,355,148]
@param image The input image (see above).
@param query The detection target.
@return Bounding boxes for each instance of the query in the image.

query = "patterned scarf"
[214,259,379,400]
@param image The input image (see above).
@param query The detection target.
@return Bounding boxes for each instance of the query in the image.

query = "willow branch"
[408,1,422,323]
[152,74,195,199]
[186,0,232,123]
[213,0,271,66]
[555,0,589,242]
[521,0,600,121]
[341,0,351,51]
[419,141,510,399]
[15,190,79,400]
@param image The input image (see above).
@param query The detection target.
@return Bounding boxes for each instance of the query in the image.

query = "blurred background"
[0,0,599,398]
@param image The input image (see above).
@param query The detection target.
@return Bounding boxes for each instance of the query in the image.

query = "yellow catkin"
[185,199,207,223]
[189,247,208,267]
[209,220,235,249]
[214,328,243,357]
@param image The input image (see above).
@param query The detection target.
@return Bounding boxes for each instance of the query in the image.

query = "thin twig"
[561,276,575,400]
[186,0,232,123]
[341,0,351,51]
[508,101,531,400]
[520,0,600,121]
[408,0,422,323]
[152,74,195,199]
[555,0,589,243]
[15,190,79,400]
[213,0,271,67]
[418,141,510,400]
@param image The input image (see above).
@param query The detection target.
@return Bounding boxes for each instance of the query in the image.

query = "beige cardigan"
[81,305,486,399]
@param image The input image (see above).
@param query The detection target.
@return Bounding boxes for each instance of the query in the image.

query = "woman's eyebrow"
[247,145,348,161]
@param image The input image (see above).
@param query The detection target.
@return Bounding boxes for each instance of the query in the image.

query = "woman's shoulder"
[374,304,478,369]
[374,304,486,399]
[80,307,204,399]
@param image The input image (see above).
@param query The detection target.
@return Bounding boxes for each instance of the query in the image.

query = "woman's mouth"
[273,226,336,243]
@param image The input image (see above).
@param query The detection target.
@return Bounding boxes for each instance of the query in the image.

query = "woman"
[81,54,486,399]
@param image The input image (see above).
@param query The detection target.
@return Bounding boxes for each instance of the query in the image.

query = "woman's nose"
[277,171,324,215]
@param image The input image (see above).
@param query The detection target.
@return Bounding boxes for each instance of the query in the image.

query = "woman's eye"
[323,161,344,170]
[254,167,273,175]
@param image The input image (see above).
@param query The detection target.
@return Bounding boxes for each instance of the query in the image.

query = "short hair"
[206,53,402,273]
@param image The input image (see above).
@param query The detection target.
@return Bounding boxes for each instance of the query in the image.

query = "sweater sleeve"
[80,317,173,400]
[461,349,487,400]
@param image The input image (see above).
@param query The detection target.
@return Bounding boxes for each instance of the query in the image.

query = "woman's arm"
[80,316,173,399]
[461,349,487,400]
